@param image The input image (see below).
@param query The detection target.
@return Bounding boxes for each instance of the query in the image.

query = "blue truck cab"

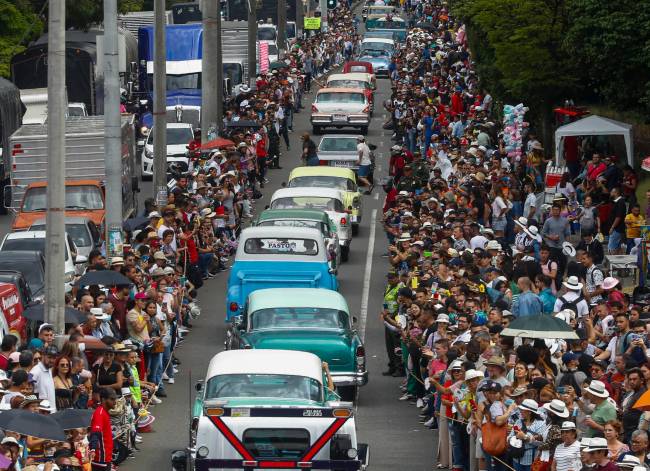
[225,226,338,321]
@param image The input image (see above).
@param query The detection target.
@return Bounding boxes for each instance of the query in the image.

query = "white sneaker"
[178,327,189,333]
[416,398,424,408]
[423,417,435,427]
[150,396,162,405]
[162,373,169,380]
[167,377,175,384]
[398,393,414,401]
[135,435,143,443]
[173,367,179,374]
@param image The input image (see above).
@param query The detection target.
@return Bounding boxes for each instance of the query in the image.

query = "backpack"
[559,294,583,317]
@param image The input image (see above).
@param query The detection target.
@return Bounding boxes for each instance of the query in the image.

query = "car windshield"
[257,28,276,41]
[68,106,85,116]
[31,223,91,248]
[205,374,322,402]
[349,65,370,73]
[267,44,278,55]
[243,238,319,255]
[328,80,369,90]
[361,50,389,58]
[316,92,365,103]
[375,21,405,29]
[369,7,393,14]
[0,261,44,295]
[250,307,349,330]
[22,186,104,212]
[288,176,355,192]
[362,42,393,51]
[319,138,358,152]
[148,126,193,145]
[271,197,344,212]
[258,220,328,237]
[1,238,68,261]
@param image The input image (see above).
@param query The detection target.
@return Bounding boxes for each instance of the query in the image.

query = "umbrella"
[122,216,151,233]
[22,304,86,324]
[634,389,650,410]
[75,270,132,287]
[501,314,579,340]
[226,120,262,130]
[52,408,93,430]
[200,137,235,151]
[0,409,67,442]
[269,60,288,70]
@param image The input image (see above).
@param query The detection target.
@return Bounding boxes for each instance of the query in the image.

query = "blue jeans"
[147,351,164,387]
[162,343,174,379]
[450,422,469,470]
[608,230,624,252]
[198,252,214,277]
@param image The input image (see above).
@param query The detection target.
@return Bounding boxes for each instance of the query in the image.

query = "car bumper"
[331,370,369,387]
[311,115,370,127]
[374,69,389,77]
[339,237,352,248]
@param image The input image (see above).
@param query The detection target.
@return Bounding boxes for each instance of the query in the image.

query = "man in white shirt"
[356,137,373,193]
[523,182,538,221]
[30,345,58,412]
[157,209,177,251]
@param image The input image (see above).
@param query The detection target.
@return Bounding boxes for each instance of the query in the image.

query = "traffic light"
[327,0,336,9]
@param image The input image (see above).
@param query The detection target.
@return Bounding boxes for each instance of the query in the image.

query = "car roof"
[248,288,349,313]
[257,208,331,223]
[319,134,363,141]
[205,349,323,382]
[271,187,345,201]
[362,37,395,44]
[239,225,324,239]
[289,166,357,179]
[0,251,44,260]
[327,73,372,82]
[316,87,366,94]
[30,216,94,226]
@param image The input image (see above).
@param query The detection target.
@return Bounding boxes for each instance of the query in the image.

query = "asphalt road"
[0,30,439,471]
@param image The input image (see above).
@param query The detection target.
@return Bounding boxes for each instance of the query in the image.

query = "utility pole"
[319,0,328,31]
[153,0,168,207]
[247,0,258,87]
[202,0,220,139]
[216,2,223,129]
[104,0,123,262]
[277,0,287,55]
[45,0,66,334]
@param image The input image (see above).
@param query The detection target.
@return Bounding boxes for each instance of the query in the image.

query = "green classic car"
[226,288,368,401]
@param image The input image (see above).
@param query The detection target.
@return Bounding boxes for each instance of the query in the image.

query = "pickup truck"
[171,349,369,471]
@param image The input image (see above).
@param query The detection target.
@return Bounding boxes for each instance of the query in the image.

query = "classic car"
[359,37,396,56]
[326,73,376,113]
[316,134,376,176]
[287,166,363,235]
[357,51,391,77]
[364,5,398,26]
[343,61,374,76]
[225,226,338,321]
[254,208,341,266]
[227,288,368,400]
[310,88,370,134]
[173,349,369,471]
[269,187,352,261]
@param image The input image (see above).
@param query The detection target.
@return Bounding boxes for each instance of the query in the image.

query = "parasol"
[22,304,86,324]
[200,138,235,151]
[0,409,67,442]
[75,270,132,287]
[501,314,579,340]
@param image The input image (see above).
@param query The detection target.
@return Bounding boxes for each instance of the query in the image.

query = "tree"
[65,0,144,30]
[0,0,43,78]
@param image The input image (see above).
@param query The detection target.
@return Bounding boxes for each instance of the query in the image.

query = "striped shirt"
[508,418,547,466]
[553,441,581,471]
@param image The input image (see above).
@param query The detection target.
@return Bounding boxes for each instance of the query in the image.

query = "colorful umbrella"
[633,389,650,410]
[200,138,235,151]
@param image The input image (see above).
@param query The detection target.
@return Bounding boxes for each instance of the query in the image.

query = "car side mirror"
[195,380,203,392]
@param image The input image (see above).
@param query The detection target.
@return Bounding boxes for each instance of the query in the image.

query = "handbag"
[151,338,165,354]
[481,407,508,457]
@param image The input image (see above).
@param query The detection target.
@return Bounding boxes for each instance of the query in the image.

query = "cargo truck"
[5,115,139,231]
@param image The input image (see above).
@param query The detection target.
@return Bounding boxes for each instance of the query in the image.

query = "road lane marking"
[379,141,384,146]
[359,208,377,342]
[374,193,379,200]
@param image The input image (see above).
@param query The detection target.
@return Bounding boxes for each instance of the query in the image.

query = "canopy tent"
[554,115,634,166]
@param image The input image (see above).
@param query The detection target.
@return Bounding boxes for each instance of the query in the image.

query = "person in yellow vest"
[382,271,404,377]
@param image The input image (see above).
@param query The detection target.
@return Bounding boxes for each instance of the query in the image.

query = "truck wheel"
[341,246,349,262]
[338,386,358,403]
[352,224,359,236]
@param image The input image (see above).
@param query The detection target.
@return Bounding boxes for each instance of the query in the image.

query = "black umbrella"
[51,408,93,430]
[22,304,86,324]
[122,216,150,233]
[226,120,262,130]
[75,270,132,287]
[0,409,67,442]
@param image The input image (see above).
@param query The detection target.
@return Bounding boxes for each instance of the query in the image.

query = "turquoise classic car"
[226,288,368,400]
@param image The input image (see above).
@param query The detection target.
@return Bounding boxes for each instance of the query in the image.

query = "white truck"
[172,349,369,471]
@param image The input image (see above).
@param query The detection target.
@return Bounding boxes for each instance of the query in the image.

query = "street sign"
[304,17,321,30]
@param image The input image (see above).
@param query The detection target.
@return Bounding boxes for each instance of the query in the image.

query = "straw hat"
[543,399,569,418]
[562,276,583,291]
[584,380,609,398]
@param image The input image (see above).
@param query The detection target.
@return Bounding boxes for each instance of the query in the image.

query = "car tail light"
[229,302,238,312]
[356,345,365,367]
[340,217,347,226]
[319,160,328,166]
[311,104,318,112]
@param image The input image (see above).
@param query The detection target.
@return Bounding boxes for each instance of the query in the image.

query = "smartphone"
[557,387,566,394]
[411,277,418,289]
[166,287,174,294]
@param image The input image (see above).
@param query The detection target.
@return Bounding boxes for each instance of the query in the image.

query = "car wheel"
[352,224,359,236]
[338,386,358,403]
[341,246,350,262]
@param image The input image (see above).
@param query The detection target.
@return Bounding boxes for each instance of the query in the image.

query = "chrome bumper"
[331,370,369,387]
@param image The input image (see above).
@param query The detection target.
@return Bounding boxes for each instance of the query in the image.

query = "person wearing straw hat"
[584,437,619,471]
[616,453,641,470]
[553,276,589,319]
[583,380,617,437]
[508,398,546,471]
[552,421,581,471]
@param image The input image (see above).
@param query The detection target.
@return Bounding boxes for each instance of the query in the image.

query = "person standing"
[381,272,404,377]
[542,204,571,285]
[301,133,319,166]
[624,204,644,254]
[89,388,117,471]
[356,136,373,193]
[607,187,627,254]
[30,345,58,412]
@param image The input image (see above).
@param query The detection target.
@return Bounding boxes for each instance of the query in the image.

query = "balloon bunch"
[502,103,529,161]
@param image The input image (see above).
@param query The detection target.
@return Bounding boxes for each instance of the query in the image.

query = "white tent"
[554,115,634,166]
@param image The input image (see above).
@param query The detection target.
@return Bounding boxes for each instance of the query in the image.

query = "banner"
[259,42,269,74]
[304,17,322,30]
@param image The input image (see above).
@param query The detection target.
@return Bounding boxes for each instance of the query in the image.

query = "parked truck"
[0,78,24,215]
[5,115,139,231]
[10,29,137,116]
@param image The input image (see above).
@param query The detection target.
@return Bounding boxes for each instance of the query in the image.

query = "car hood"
[167,143,189,157]
[243,329,354,370]
[361,57,389,68]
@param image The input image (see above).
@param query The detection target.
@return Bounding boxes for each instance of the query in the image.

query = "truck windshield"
[223,63,243,87]
[243,429,310,459]
[147,73,201,91]
[250,308,349,330]
[22,186,104,212]
[166,108,200,128]
[205,374,322,402]
[148,127,193,145]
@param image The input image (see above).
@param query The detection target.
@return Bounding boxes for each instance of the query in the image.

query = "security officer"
[410,151,430,186]
[395,165,419,193]
[382,271,404,377]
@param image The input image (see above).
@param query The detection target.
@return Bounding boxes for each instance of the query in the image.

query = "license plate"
[332,114,347,122]
[332,160,354,168]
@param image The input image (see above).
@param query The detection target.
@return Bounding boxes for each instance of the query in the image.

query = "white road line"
[379,141,384,147]
[359,208,377,342]
[373,192,379,200]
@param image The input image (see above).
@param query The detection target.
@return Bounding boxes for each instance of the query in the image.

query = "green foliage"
[66,0,145,30]
[0,0,43,77]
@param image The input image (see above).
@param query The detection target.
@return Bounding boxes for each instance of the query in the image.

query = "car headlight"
[197,446,209,458]
[33,295,45,304]
[347,448,358,459]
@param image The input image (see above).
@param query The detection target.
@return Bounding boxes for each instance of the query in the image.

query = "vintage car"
[226,288,368,400]
[225,226,338,321]
[360,37,395,56]
[343,61,374,76]
[364,5,397,25]
[287,167,363,235]
[172,349,369,471]
[326,73,375,113]
[254,208,341,266]
[316,134,376,177]
[269,187,352,261]
[357,51,390,78]
[311,88,370,134]
[366,17,407,41]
